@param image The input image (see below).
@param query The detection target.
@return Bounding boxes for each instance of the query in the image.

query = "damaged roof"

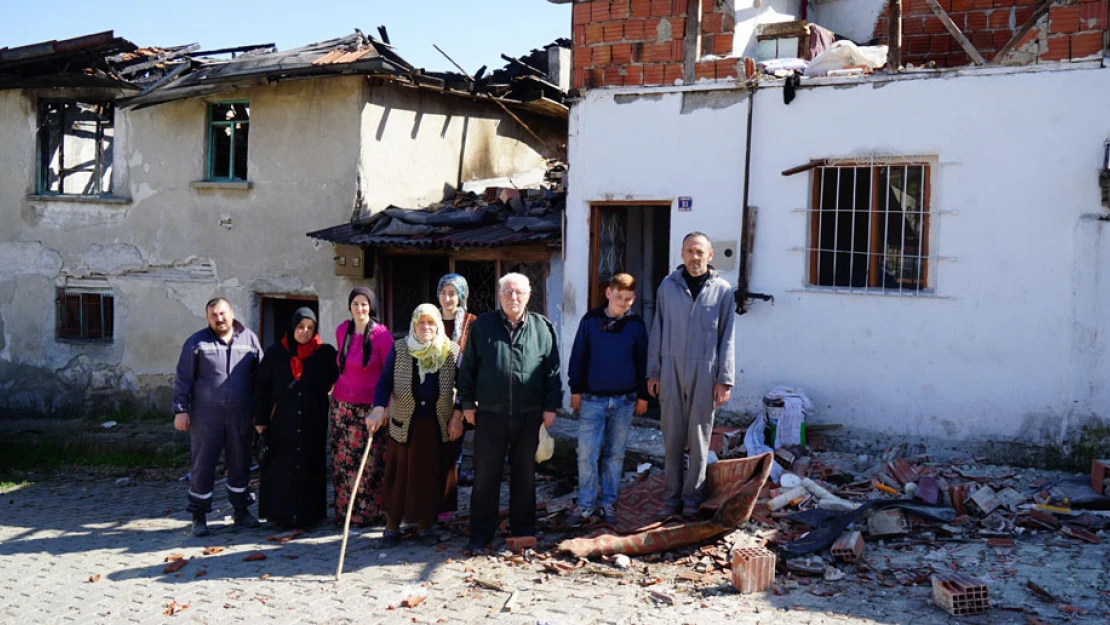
[307,186,564,250]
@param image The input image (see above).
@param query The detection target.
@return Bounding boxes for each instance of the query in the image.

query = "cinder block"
[1091,459,1109,494]
[830,531,864,562]
[730,546,775,594]
[948,484,968,516]
[867,509,907,537]
[931,573,990,616]
[505,536,536,553]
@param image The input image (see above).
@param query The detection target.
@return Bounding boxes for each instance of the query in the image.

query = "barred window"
[37,100,114,195]
[808,163,931,293]
[56,289,114,342]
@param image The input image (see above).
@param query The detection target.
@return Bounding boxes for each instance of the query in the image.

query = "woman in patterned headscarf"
[366,304,463,547]
[437,273,478,353]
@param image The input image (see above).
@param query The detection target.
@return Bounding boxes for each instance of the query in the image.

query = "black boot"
[233,508,260,528]
[192,513,209,537]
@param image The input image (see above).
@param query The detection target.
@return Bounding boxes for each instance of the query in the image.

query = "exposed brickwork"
[831,530,865,562]
[873,0,1109,67]
[569,0,742,90]
[932,573,990,615]
[730,546,775,594]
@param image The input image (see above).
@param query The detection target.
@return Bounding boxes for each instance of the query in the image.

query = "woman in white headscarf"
[366,304,463,547]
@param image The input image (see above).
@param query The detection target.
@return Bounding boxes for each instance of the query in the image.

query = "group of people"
[171,232,736,553]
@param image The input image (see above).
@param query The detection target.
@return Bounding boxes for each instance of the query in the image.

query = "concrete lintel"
[26,194,131,205]
[189,180,252,191]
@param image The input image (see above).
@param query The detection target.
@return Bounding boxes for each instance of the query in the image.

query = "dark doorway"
[384,256,450,338]
[259,296,319,350]
[589,205,671,331]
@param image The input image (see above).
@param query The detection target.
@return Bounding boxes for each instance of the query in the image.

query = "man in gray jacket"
[173,298,263,536]
[647,232,736,518]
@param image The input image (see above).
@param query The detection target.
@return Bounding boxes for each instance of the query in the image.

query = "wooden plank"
[756,20,809,40]
[782,159,823,177]
[924,0,986,64]
[683,0,701,85]
[992,0,1052,63]
[886,0,902,72]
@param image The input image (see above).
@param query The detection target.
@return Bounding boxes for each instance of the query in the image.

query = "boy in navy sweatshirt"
[567,273,649,526]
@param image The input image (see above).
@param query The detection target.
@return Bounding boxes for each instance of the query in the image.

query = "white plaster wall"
[812,0,889,43]
[734,0,805,58]
[565,67,1110,446]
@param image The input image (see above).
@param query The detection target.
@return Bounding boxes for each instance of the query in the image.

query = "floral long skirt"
[329,398,388,525]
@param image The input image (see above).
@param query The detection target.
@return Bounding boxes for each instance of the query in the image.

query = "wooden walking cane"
[336,427,375,580]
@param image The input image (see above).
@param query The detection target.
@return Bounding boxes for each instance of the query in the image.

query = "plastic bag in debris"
[742,412,784,482]
[760,58,808,75]
[535,424,554,463]
[804,41,888,77]
[781,499,955,556]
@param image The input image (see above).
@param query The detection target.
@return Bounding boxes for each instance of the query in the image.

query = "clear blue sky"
[0,0,571,74]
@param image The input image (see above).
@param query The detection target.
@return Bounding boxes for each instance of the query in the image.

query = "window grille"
[55,289,114,342]
[207,102,250,181]
[808,163,932,294]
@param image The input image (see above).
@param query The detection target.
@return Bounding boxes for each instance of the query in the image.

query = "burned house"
[0,29,568,415]
[554,0,1110,459]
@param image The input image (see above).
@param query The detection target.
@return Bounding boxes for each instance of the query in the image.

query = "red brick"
[1044,33,1070,59]
[713,33,734,55]
[731,546,775,594]
[701,34,715,56]
[1092,459,1110,494]
[971,31,993,49]
[965,11,989,30]
[623,64,644,86]
[604,65,624,86]
[585,23,604,45]
[989,9,1012,29]
[603,22,624,42]
[610,0,632,20]
[631,41,649,62]
[612,43,634,64]
[586,67,605,88]
[1017,26,1040,48]
[722,11,736,31]
[650,0,672,17]
[946,12,967,30]
[650,41,674,62]
[669,17,687,38]
[993,29,1013,48]
[643,17,662,38]
[906,34,932,54]
[673,0,688,14]
[695,60,716,80]
[505,535,536,553]
[573,1,592,26]
[716,57,739,78]
[574,25,587,46]
[631,0,652,19]
[643,63,665,85]
[624,19,646,41]
[1071,30,1104,57]
[969,0,993,9]
[904,16,926,35]
[1080,1,1108,30]
[952,0,972,11]
[924,17,947,34]
[1050,5,1082,33]
[831,531,864,562]
[1015,6,1035,25]
[703,11,724,34]
[591,1,610,22]
[593,45,612,65]
[663,62,683,84]
[930,35,951,53]
[573,67,585,90]
[992,0,1014,7]
[932,574,989,616]
[574,46,592,68]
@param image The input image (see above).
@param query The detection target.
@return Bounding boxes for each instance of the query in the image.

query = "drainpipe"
[735,80,774,315]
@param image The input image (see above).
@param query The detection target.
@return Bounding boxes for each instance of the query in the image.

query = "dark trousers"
[187,404,253,515]
[469,411,543,545]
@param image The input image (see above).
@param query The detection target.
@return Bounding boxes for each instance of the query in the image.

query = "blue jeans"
[576,393,635,510]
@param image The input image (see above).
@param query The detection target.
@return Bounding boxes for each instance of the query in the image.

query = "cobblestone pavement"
[1,474,1107,625]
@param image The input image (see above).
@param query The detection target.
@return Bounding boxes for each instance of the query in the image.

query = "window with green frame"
[207,102,249,180]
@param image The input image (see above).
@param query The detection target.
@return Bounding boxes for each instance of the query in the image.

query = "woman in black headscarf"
[254,307,338,528]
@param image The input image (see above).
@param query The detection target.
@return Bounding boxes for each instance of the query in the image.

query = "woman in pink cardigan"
[330,287,393,525]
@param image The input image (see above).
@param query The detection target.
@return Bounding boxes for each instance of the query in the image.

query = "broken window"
[207,102,249,180]
[36,101,114,195]
[55,288,114,342]
[808,164,931,293]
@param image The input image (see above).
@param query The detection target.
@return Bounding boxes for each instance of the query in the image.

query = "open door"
[589,204,671,330]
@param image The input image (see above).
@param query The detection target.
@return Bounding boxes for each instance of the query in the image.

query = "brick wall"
[872,0,1108,67]
[572,0,742,90]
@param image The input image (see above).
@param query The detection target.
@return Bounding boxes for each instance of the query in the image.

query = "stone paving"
[1,472,1108,625]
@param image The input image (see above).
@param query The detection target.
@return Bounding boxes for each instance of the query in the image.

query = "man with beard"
[173,297,264,536]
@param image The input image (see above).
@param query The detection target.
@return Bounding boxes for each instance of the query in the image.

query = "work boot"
[233,508,261,529]
[600,504,618,525]
[566,505,594,528]
[192,513,209,537]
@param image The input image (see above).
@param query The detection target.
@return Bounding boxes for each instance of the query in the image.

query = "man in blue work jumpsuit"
[173,297,263,537]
